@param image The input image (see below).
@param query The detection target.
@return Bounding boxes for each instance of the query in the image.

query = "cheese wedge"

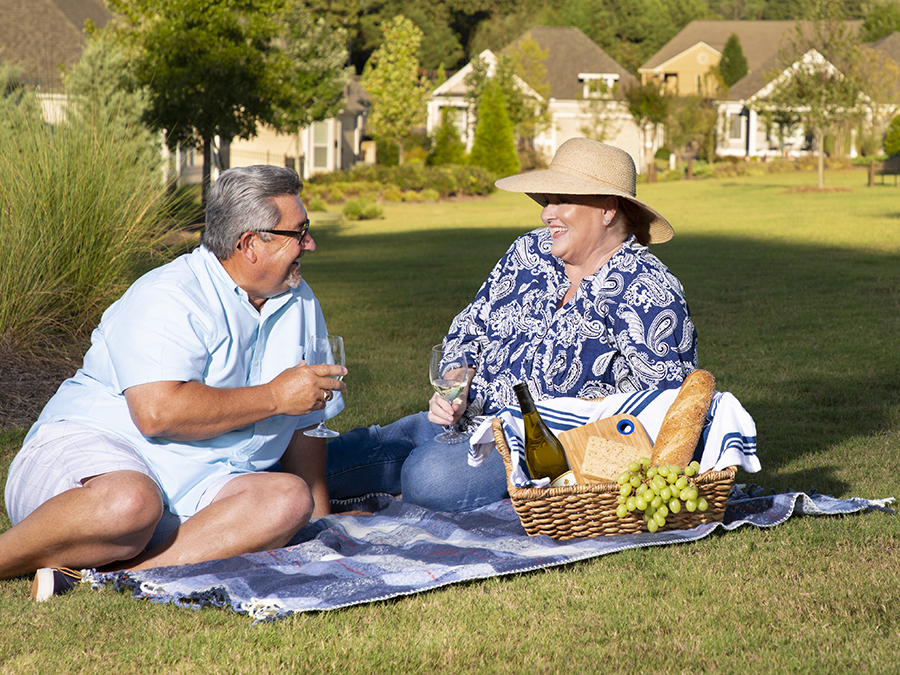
[580,435,642,483]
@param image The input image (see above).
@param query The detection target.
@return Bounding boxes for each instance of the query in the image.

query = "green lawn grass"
[1,167,898,674]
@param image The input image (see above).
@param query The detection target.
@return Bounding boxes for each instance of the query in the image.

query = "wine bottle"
[513,382,571,483]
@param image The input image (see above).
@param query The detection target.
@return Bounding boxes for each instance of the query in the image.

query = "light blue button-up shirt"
[26,245,343,516]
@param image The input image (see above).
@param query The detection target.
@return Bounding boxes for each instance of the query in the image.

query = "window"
[729,113,743,140]
[313,122,329,170]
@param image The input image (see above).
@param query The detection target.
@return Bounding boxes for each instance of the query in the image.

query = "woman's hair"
[615,198,651,247]
[201,165,303,259]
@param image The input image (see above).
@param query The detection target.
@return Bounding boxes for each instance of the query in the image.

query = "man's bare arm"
[123,362,346,441]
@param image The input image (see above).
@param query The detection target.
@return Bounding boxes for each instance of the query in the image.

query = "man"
[1,165,346,600]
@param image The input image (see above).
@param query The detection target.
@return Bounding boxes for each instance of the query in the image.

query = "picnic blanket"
[93,488,894,622]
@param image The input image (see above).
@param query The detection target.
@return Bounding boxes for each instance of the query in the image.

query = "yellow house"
[639,20,860,98]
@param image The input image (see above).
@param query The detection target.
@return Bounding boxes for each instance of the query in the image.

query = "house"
[1,0,368,181]
[228,78,370,179]
[639,20,811,97]
[717,29,899,159]
[426,26,647,170]
[638,20,892,159]
[0,0,111,92]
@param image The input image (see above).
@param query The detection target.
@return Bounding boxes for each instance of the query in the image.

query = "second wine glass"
[429,344,470,444]
[304,334,344,439]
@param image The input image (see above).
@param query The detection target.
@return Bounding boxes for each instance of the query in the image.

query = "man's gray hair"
[201,165,303,259]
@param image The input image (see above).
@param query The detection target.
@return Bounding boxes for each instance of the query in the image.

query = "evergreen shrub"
[342,198,384,220]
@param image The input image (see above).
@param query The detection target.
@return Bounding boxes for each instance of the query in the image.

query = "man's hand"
[268,361,347,417]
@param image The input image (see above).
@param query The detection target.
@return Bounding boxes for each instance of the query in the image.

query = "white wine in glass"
[429,344,470,444]
[304,335,344,439]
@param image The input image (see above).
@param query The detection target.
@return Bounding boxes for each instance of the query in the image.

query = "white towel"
[468,389,759,488]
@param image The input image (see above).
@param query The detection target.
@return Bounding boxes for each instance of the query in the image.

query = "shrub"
[517,147,548,172]
[428,108,466,166]
[468,81,519,175]
[420,188,440,201]
[306,194,328,211]
[307,164,496,198]
[883,116,900,156]
[343,198,383,220]
[381,185,404,202]
[0,66,171,350]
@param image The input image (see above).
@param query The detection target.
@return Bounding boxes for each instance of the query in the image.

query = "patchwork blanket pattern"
[95,489,894,622]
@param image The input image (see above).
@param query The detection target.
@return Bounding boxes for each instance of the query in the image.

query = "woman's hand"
[427,391,467,426]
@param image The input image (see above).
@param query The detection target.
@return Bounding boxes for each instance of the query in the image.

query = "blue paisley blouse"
[444,229,698,429]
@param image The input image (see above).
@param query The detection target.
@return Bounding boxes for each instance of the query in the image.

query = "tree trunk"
[202,138,213,205]
[816,129,825,190]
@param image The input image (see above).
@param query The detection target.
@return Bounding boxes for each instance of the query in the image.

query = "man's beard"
[286,263,302,288]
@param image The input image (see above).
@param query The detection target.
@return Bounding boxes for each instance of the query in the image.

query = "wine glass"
[304,334,345,439]
[429,344,470,444]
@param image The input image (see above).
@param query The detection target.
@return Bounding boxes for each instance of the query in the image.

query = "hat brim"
[495,170,674,244]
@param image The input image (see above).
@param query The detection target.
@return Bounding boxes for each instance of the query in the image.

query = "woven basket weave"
[493,417,736,540]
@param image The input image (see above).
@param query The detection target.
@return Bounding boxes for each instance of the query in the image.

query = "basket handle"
[491,417,520,492]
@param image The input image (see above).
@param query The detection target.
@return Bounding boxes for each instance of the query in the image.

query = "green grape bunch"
[614,457,708,533]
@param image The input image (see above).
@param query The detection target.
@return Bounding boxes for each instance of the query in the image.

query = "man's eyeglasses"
[264,219,310,243]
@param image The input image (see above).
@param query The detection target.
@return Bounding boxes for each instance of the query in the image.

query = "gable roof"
[641,20,861,76]
[727,27,898,102]
[0,0,112,91]
[502,26,637,100]
[871,30,900,65]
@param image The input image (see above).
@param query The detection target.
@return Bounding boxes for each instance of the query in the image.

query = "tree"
[752,7,866,188]
[624,81,669,178]
[855,43,900,152]
[468,80,520,176]
[63,28,157,167]
[268,3,354,159]
[579,79,623,143]
[666,94,718,162]
[861,0,900,42]
[463,53,547,150]
[885,115,900,155]
[361,15,431,165]
[719,33,749,88]
[505,32,552,148]
[110,0,288,195]
[428,108,466,165]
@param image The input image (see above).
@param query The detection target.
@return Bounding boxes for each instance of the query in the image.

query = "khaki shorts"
[5,421,235,550]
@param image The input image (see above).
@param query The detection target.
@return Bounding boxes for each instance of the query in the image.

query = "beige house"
[637,20,898,159]
[228,79,370,179]
[427,26,648,169]
[0,0,111,92]
[2,0,369,182]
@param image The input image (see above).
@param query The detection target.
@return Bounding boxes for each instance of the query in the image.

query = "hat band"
[549,163,636,198]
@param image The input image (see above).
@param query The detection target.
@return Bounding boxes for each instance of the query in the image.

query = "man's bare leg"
[0,470,163,580]
[118,471,314,572]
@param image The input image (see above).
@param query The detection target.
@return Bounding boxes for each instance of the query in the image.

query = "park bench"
[874,155,900,185]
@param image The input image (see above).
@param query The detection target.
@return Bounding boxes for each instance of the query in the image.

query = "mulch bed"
[784,186,854,193]
[0,345,84,430]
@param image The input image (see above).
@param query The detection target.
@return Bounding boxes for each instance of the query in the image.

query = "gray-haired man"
[1,165,345,600]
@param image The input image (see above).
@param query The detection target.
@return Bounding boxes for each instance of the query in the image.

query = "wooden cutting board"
[558,414,653,484]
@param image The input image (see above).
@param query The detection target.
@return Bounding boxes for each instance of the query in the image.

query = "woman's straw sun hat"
[494,138,674,244]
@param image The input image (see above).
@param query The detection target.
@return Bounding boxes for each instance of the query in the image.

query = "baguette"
[650,369,716,467]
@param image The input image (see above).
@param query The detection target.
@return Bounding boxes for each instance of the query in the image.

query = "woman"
[326,138,697,512]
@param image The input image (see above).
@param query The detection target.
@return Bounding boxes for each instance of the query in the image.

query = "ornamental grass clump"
[0,70,170,351]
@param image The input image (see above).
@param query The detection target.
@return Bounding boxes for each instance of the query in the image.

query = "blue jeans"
[326,412,509,513]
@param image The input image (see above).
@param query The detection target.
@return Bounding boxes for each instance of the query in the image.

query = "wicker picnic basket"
[493,417,736,540]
